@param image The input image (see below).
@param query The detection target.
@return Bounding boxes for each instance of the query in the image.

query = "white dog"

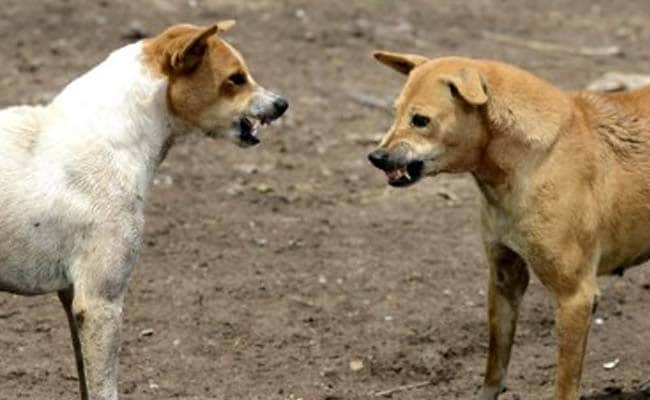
[0,20,287,400]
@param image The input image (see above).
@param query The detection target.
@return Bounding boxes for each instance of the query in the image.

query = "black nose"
[273,97,289,117]
[368,149,390,170]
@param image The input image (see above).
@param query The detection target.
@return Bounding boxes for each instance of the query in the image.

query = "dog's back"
[605,85,650,115]
[0,105,47,160]
[565,86,650,275]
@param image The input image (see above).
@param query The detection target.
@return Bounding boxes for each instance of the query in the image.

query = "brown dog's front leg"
[480,245,529,400]
[553,285,597,400]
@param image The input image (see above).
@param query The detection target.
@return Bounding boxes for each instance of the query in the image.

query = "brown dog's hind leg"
[553,283,597,400]
[529,242,599,400]
[479,245,529,400]
[59,287,89,400]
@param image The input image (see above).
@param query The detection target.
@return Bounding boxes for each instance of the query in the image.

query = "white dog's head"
[143,21,288,147]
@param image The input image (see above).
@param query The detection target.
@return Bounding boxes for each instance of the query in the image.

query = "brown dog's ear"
[170,20,236,72]
[441,68,488,106]
[373,50,428,75]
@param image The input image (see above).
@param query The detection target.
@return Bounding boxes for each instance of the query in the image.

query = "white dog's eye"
[411,114,430,128]
[228,72,247,86]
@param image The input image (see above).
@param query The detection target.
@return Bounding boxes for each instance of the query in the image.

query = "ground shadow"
[581,387,650,400]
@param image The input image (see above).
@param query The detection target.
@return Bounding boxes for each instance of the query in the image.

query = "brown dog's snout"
[368,149,391,170]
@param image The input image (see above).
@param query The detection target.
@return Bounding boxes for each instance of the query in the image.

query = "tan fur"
[371,52,650,400]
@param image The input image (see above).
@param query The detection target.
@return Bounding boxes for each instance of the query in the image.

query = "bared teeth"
[386,166,408,181]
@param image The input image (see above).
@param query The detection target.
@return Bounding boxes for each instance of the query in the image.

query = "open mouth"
[238,117,260,146]
[236,115,276,147]
[384,160,424,187]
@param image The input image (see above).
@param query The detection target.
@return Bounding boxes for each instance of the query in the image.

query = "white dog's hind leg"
[58,288,89,400]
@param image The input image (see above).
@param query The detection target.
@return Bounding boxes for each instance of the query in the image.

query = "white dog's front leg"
[65,220,140,400]
[72,288,126,400]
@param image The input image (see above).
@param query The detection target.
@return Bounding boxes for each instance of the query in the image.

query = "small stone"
[140,328,154,337]
[603,358,620,370]
[349,360,364,372]
[255,183,273,194]
[594,317,604,325]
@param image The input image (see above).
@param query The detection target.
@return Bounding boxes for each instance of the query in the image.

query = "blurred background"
[0,1,649,399]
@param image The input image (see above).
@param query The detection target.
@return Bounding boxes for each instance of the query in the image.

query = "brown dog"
[368,51,650,400]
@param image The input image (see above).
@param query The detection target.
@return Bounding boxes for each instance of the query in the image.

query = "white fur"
[0,34,287,399]
[0,42,186,295]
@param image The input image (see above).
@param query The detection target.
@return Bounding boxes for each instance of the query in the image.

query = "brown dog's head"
[368,51,489,187]
[144,21,288,147]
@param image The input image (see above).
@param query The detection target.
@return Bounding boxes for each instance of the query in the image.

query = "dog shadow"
[581,387,650,400]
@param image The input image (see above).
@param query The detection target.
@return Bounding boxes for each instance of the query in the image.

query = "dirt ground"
[1,0,649,399]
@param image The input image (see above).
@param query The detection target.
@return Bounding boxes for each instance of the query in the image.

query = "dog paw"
[478,385,507,400]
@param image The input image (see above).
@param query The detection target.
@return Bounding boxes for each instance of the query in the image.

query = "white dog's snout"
[249,87,286,118]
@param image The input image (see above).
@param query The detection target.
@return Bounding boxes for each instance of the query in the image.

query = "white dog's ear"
[441,68,488,106]
[215,19,236,33]
[373,50,428,75]
[170,20,235,72]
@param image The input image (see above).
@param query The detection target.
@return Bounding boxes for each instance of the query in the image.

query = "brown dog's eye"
[228,72,247,86]
[411,114,430,128]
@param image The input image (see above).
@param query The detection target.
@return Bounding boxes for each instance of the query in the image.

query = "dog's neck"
[471,62,574,204]
[50,42,190,194]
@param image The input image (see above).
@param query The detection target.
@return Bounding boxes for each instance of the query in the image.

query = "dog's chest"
[480,196,525,253]
[0,143,145,295]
